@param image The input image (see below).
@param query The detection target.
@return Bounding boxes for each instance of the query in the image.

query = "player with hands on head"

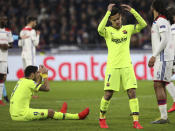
[98,1,147,129]
[9,65,89,121]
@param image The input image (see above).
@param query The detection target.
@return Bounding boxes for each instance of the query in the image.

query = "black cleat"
[151,118,170,124]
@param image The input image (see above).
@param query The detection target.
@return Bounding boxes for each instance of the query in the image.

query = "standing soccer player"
[0,16,13,105]
[148,0,174,124]
[166,7,175,113]
[18,16,40,69]
[10,65,89,121]
[98,3,147,129]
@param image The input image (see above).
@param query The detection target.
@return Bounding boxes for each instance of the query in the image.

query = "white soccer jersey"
[151,16,174,61]
[18,26,39,63]
[0,28,13,61]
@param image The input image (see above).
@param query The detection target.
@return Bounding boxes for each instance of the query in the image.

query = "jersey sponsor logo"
[112,37,127,44]
[160,25,166,28]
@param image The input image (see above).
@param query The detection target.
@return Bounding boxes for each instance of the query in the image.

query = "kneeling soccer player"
[9,65,89,121]
[97,2,147,129]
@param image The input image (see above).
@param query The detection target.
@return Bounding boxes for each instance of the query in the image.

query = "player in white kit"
[165,7,175,113]
[148,0,174,124]
[18,16,40,69]
[0,16,13,105]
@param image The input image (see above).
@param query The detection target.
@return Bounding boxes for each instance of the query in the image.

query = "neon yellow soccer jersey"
[10,78,42,116]
[98,9,147,68]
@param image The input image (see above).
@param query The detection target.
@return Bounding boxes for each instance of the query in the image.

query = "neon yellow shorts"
[104,66,137,91]
[11,108,48,121]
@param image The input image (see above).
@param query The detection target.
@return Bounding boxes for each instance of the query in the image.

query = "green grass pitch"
[1,80,175,131]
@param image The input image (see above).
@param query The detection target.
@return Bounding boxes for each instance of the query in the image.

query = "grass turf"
[1,80,175,131]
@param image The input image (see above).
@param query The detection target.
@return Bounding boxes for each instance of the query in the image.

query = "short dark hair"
[111,6,122,16]
[152,0,168,16]
[24,65,38,77]
[26,16,37,24]
[109,0,122,16]
[167,7,175,24]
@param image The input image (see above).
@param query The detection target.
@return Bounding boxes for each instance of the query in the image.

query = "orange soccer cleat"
[78,108,89,119]
[99,119,109,128]
[133,121,144,129]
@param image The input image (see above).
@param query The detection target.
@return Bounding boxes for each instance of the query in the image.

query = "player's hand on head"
[42,67,48,74]
[108,4,115,11]
[39,65,48,74]
[121,4,132,12]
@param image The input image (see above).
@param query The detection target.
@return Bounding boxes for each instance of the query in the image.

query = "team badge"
[106,83,110,87]
[122,30,127,34]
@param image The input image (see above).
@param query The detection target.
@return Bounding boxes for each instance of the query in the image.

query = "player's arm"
[121,4,147,33]
[97,4,115,37]
[148,24,168,67]
[8,31,14,48]
[18,31,30,47]
[38,65,50,92]
[31,29,40,46]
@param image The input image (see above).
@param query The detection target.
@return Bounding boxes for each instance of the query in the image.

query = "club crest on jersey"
[160,25,166,28]
[122,30,127,34]
[106,83,110,87]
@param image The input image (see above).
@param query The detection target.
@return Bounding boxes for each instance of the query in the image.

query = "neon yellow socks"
[129,98,139,121]
[53,112,79,120]
[100,97,110,119]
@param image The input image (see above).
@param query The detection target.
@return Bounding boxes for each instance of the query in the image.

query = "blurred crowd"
[0,0,174,50]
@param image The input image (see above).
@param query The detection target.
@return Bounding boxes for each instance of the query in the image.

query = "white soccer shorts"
[153,61,173,82]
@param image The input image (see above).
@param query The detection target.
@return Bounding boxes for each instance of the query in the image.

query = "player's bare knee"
[127,89,136,99]
[104,90,114,100]
[48,109,55,118]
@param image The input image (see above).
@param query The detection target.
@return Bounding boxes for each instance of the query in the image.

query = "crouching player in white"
[9,65,89,121]
[0,16,13,105]
[148,0,174,124]
[165,7,175,113]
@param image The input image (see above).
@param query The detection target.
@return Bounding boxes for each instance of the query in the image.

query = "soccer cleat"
[60,102,67,113]
[78,108,89,119]
[133,121,143,129]
[99,119,109,128]
[3,96,9,103]
[0,100,5,106]
[168,103,175,113]
[151,118,170,124]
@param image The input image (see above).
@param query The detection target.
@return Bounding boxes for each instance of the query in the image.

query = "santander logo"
[16,55,154,81]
